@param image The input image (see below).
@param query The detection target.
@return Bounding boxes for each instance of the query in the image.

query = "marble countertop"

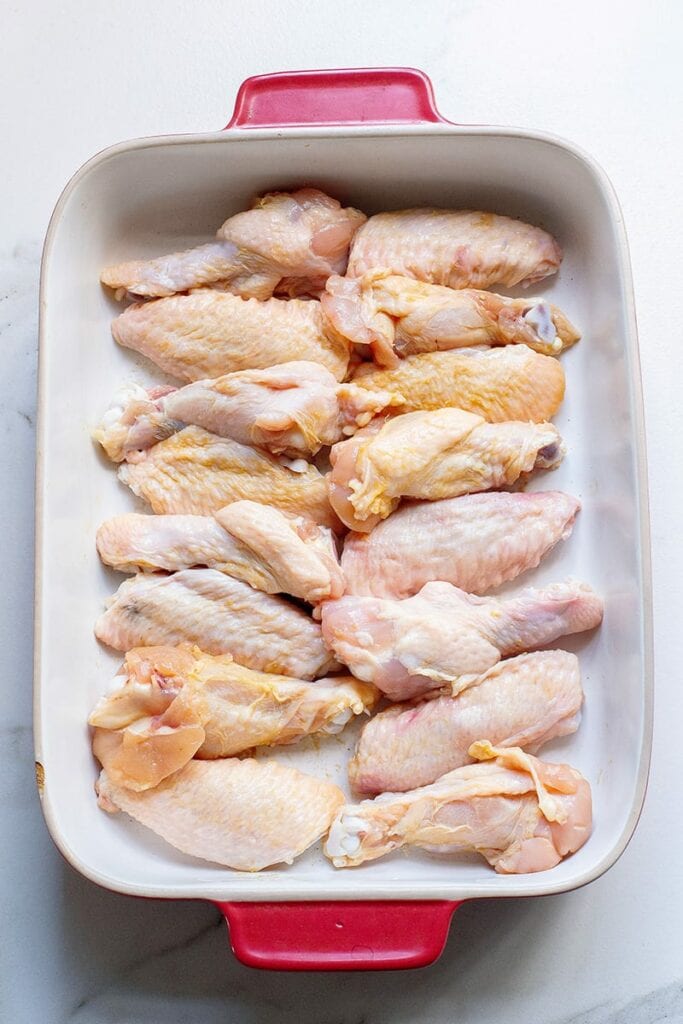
[2,1,681,1020]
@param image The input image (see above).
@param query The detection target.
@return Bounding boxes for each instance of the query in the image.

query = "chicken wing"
[328,408,564,532]
[118,426,340,530]
[90,645,377,790]
[351,346,565,422]
[97,502,344,604]
[95,568,337,679]
[100,189,366,300]
[323,272,579,366]
[349,651,582,793]
[321,579,603,700]
[111,291,351,383]
[97,757,345,870]
[347,209,562,292]
[95,363,401,463]
[341,491,580,599]
[325,742,592,873]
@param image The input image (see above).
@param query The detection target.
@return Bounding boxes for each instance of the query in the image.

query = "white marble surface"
[1,0,682,1020]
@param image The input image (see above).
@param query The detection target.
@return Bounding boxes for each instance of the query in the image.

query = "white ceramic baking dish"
[35,68,653,970]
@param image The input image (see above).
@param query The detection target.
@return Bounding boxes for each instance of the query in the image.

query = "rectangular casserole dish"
[35,67,653,970]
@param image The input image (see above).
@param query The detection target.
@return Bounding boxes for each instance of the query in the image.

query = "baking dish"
[35,67,652,970]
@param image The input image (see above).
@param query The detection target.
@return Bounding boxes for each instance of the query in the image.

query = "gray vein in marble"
[560,979,683,1024]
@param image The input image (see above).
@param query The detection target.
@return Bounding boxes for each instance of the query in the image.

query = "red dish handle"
[217,900,461,971]
[226,67,447,129]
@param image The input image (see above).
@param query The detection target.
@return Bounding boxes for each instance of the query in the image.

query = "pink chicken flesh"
[341,491,580,599]
[321,579,603,701]
[325,742,592,873]
[100,189,367,300]
[346,209,562,292]
[349,651,582,793]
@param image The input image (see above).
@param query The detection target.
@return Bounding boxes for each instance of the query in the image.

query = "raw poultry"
[325,743,592,873]
[328,408,565,531]
[110,290,351,382]
[323,271,579,365]
[350,345,566,421]
[97,757,345,870]
[95,362,401,462]
[349,651,582,793]
[341,491,580,598]
[347,209,562,290]
[321,579,603,700]
[90,644,377,790]
[101,188,366,299]
[95,568,337,679]
[97,502,344,604]
[118,425,340,529]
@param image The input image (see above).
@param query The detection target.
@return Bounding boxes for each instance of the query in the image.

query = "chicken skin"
[349,651,582,793]
[111,291,351,383]
[351,346,565,422]
[321,579,603,700]
[101,189,366,300]
[347,210,562,292]
[323,272,579,366]
[97,502,344,605]
[118,426,340,530]
[95,568,337,679]
[325,742,592,874]
[328,408,564,532]
[97,757,345,870]
[90,645,378,790]
[341,491,580,599]
[95,363,401,463]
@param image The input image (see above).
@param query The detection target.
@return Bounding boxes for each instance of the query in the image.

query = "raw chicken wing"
[95,363,400,462]
[97,757,345,870]
[118,426,340,530]
[97,502,344,604]
[323,272,579,366]
[111,291,350,382]
[101,189,366,299]
[351,346,565,421]
[321,579,603,700]
[341,491,580,598]
[90,645,377,790]
[328,408,564,531]
[347,209,562,291]
[325,742,592,873]
[349,651,582,793]
[95,568,337,679]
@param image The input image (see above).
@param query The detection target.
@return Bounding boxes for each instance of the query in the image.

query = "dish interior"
[37,128,649,899]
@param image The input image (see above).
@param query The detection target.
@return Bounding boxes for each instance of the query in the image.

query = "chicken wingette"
[98,757,345,871]
[350,346,565,421]
[95,568,337,679]
[347,209,561,291]
[341,491,580,598]
[349,651,582,793]
[118,425,340,530]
